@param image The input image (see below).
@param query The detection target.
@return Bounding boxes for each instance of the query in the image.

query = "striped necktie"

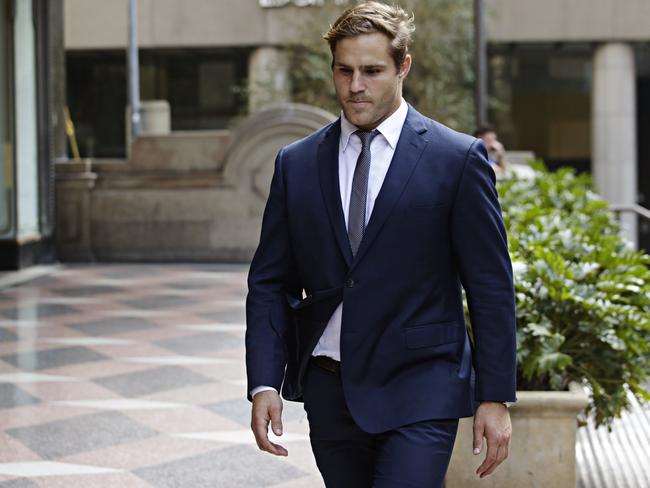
[348,129,379,257]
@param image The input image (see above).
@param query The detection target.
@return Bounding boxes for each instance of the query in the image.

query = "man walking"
[246,2,516,486]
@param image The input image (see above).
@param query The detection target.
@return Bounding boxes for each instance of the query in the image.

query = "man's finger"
[472,419,484,454]
[270,404,283,436]
[252,419,288,456]
[268,441,288,456]
[251,416,270,449]
[256,434,287,456]
[256,431,288,456]
[481,444,507,477]
[476,439,498,477]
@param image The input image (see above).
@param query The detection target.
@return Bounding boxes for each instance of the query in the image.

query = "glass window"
[66,48,249,158]
[488,43,593,173]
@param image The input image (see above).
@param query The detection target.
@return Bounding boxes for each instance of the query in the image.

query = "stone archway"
[213,102,335,259]
[223,103,336,213]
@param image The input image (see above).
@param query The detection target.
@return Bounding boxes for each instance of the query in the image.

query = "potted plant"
[446,165,650,488]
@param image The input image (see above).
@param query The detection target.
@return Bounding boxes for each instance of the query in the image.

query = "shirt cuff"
[250,385,278,398]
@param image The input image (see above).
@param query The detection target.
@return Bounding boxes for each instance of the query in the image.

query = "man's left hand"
[472,401,512,478]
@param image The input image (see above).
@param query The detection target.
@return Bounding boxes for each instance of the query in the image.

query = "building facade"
[0,0,66,270]
[485,0,650,249]
[60,0,650,251]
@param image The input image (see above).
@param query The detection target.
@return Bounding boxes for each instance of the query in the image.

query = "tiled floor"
[0,264,323,488]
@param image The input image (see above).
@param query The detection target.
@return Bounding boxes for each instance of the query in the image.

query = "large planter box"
[446,389,588,488]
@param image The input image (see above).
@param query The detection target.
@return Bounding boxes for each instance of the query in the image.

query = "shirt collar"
[340,98,408,152]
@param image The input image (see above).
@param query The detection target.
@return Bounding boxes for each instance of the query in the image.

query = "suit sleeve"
[245,148,301,401]
[450,139,517,403]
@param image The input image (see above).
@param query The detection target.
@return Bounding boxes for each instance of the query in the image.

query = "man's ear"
[399,54,412,79]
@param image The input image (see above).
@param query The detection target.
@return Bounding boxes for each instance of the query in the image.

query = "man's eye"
[365,69,380,75]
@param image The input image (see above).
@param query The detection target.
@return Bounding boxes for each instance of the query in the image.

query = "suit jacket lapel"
[317,120,354,268]
[349,106,429,272]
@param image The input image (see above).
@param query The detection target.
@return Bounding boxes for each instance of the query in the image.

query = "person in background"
[475,124,508,177]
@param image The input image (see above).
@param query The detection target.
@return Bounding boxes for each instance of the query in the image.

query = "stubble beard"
[339,86,402,130]
[345,105,376,129]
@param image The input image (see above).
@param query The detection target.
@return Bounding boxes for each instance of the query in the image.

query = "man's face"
[332,32,411,130]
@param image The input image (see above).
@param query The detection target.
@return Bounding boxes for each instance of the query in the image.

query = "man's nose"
[350,71,365,93]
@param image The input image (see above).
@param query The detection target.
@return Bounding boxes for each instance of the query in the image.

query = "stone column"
[248,47,290,113]
[592,43,638,247]
[55,159,97,261]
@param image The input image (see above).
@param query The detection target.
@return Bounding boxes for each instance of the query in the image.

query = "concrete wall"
[65,0,650,50]
[485,0,650,42]
[55,104,336,262]
[64,0,316,49]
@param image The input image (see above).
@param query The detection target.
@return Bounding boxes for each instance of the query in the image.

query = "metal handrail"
[609,203,650,222]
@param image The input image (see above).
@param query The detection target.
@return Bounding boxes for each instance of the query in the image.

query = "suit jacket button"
[345,279,355,288]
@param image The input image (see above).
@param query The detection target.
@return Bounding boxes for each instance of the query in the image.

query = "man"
[474,124,508,177]
[246,2,516,487]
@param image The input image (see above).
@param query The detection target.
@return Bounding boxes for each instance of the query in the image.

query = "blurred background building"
[485,0,650,251]
[0,0,65,270]
[2,0,649,269]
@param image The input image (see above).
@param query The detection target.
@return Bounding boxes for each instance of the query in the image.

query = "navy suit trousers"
[303,360,459,488]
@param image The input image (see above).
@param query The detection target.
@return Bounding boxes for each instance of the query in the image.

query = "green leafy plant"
[497,163,650,427]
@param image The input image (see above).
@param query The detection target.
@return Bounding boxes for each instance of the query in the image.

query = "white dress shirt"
[251,99,409,397]
[311,99,408,360]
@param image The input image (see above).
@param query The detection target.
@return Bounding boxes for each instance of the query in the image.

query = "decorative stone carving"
[54,103,336,262]
[223,102,335,210]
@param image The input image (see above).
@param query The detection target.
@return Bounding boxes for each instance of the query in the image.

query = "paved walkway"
[0,264,323,487]
[2,264,649,487]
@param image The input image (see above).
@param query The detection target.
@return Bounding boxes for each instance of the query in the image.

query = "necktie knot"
[355,129,379,149]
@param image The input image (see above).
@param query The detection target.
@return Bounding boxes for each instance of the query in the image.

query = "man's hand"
[251,390,288,456]
[473,401,512,478]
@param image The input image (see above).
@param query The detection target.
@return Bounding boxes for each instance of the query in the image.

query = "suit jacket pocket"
[404,320,464,349]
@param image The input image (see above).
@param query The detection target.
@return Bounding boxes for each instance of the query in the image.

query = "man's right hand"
[251,390,288,456]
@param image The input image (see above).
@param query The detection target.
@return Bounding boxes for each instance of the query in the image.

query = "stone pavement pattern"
[0,264,324,487]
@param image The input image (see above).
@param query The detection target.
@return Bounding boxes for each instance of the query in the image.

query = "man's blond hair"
[323,1,415,68]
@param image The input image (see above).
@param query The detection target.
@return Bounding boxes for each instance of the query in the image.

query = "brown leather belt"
[312,355,340,374]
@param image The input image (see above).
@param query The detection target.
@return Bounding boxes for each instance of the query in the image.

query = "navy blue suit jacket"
[246,105,516,434]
